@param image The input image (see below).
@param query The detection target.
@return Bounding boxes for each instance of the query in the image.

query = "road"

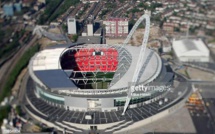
[0,35,38,97]
[195,84,215,134]
[18,72,29,103]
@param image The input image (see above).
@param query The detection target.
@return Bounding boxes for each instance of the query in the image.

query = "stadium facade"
[25,14,191,133]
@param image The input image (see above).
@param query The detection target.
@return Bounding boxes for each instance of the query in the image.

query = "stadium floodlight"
[122,14,151,115]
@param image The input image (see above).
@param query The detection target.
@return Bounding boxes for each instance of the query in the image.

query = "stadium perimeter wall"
[24,88,191,132]
[114,88,191,133]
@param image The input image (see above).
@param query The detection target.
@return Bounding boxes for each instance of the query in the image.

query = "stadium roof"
[34,70,77,91]
[31,46,78,90]
[173,39,210,57]
[30,44,163,91]
[109,45,162,89]
[32,47,64,71]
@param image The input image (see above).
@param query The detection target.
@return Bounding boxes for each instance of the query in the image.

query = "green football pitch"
[75,72,115,89]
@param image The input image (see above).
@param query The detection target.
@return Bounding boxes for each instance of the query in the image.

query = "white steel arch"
[122,14,150,115]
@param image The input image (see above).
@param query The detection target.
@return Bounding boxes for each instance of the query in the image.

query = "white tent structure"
[173,39,210,62]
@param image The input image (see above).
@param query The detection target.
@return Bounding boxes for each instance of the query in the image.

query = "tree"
[189,26,196,34]
[72,34,78,42]
[173,11,177,16]
[0,29,5,39]
[38,14,46,25]
[152,14,161,22]
[119,0,126,3]
[174,27,180,32]
[129,19,136,30]
[62,24,67,32]
[131,8,140,13]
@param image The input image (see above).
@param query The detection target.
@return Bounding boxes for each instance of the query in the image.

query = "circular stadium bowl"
[25,43,190,133]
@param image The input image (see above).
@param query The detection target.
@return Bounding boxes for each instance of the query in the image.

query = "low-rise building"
[163,24,174,34]
[162,41,172,53]
[22,0,34,7]
[173,39,210,62]
[161,9,174,18]
[180,25,188,32]
[81,0,99,3]
[38,0,46,4]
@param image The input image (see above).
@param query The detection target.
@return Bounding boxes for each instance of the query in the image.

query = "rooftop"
[173,39,210,57]
[110,46,162,89]
[77,36,102,44]
[30,44,163,91]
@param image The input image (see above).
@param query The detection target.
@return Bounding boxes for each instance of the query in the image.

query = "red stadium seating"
[66,48,119,72]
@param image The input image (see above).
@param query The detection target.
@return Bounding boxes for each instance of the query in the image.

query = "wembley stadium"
[25,14,191,133]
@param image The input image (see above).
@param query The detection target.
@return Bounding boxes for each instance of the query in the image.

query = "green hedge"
[49,0,80,22]
[0,44,40,103]
[38,0,80,24]
[38,0,62,24]
[15,105,22,115]
[0,30,25,59]
[0,105,11,126]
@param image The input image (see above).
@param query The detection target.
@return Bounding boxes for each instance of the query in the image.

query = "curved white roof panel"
[109,46,162,89]
[32,47,64,71]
